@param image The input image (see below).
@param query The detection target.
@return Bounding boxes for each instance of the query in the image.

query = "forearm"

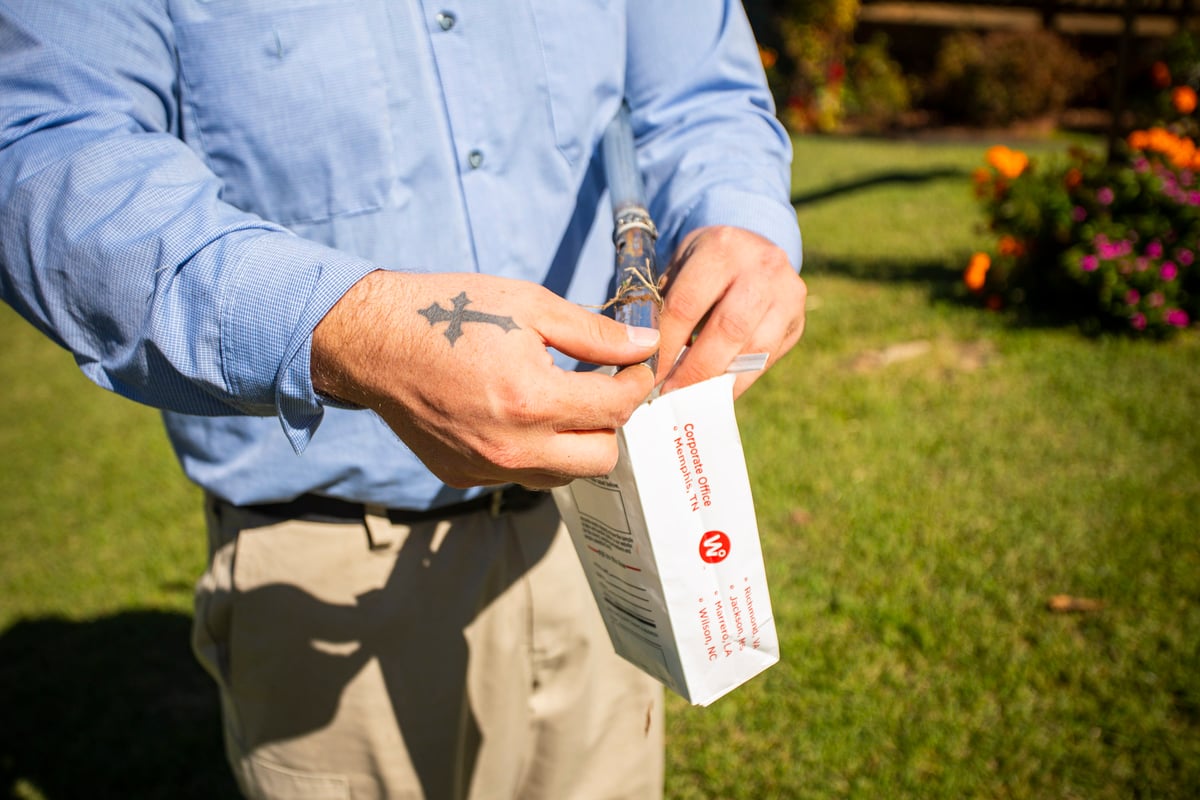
[2,123,372,416]
[0,6,376,448]
[623,0,802,270]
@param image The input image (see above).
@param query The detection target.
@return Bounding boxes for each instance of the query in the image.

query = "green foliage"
[962,30,1200,337]
[970,134,1200,336]
[930,29,1096,127]
[754,2,911,133]
[1131,30,1200,138]
[842,33,913,133]
[768,0,861,132]
[1163,28,1200,90]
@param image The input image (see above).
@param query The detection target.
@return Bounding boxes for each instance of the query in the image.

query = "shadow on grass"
[789,166,986,309]
[806,254,980,308]
[810,255,962,286]
[808,255,1129,336]
[0,611,238,800]
[791,167,970,208]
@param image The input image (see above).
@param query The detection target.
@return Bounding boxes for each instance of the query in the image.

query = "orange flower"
[1149,126,1178,151]
[1063,167,1083,189]
[998,235,1025,257]
[964,252,991,292]
[1173,85,1198,115]
[985,145,1029,179]
[759,46,778,70]
[1151,61,1172,89]
[1127,127,1200,168]
[1169,135,1197,168]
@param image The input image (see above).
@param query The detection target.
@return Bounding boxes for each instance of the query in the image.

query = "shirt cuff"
[219,231,380,452]
[675,189,803,272]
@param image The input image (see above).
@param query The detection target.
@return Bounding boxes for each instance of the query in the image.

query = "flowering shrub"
[752,2,911,133]
[1133,32,1200,141]
[965,32,1200,337]
[773,0,861,133]
[968,139,1199,336]
[841,33,912,133]
[929,29,1096,127]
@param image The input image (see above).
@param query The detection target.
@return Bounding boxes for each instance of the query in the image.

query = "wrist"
[310,269,386,408]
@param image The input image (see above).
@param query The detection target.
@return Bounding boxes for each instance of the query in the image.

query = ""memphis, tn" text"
[673,422,714,512]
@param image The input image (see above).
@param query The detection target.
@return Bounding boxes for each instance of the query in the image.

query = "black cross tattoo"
[419,291,520,346]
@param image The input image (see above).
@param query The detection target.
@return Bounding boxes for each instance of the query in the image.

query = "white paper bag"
[552,373,779,706]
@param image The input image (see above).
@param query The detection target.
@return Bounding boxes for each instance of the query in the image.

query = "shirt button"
[435,12,456,31]
[467,150,484,169]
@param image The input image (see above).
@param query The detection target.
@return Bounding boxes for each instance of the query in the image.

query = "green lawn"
[2,134,1198,798]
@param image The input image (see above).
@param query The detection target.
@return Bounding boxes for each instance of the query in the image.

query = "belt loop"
[489,490,504,518]
[364,503,398,549]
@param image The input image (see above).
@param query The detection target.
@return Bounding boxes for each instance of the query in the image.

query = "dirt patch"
[847,338,999,374]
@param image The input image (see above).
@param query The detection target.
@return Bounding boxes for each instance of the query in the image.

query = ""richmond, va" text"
[698,581,764,661]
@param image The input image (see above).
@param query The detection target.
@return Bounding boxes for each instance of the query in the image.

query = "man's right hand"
[310,270,659,489]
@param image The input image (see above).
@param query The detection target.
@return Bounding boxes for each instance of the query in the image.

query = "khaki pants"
[192,494,664,800]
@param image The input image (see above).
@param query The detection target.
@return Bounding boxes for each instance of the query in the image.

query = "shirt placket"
[420,2,502,276]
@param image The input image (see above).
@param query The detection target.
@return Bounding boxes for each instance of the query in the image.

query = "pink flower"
[1189,191,1200,205]
[1126,289,1141,305]
[1166,309,1190,327]
[1161,262,1178,281]
[1071,206,1087,222]
[1179,249,1195,266]
[1149,292,1165,308]
[1097,187,1115,205]
[1097,239,1132,259]
[1080,254,1099,272]
[1146,240,1164,259]
[1131,313,1147,330]
[1136,257,1150,272]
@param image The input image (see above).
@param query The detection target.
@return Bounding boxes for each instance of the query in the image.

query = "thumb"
[537,296,660,367]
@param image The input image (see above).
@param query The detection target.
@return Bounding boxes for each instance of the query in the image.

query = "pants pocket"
[192,496,372,798]
[192,494,236,689]
[240,755,351,800]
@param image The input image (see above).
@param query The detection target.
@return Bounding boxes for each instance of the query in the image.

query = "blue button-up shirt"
[0,0,801,509]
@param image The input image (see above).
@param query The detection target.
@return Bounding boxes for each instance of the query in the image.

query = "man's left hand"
[656,225,806,396]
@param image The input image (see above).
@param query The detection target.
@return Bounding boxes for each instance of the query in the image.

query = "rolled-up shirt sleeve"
[0,4,374,450]
[623,0,803,271]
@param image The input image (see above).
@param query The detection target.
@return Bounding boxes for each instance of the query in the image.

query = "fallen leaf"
[1047,594,1105,613]
[789,508,813,526]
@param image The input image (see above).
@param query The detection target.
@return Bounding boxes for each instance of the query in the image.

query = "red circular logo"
[699,530,731,564]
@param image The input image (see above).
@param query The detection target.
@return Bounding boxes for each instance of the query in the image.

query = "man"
[0,2,805,798]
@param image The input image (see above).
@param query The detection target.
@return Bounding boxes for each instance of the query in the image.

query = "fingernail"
[625,325,660,347]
